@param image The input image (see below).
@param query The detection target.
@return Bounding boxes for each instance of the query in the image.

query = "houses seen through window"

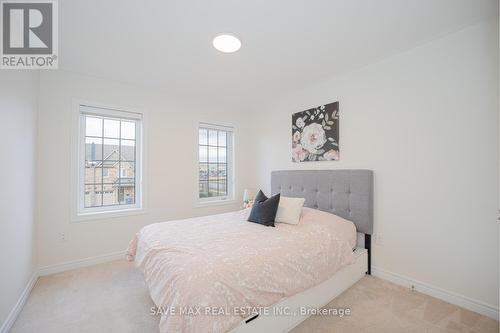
[79,105,142,215]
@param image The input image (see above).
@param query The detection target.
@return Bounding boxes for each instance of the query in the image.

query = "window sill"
[195,199,239,208]
[72,207,145,222]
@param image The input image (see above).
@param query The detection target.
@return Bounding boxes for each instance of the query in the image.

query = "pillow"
[247,190,280,227]
[275,196,306,225]
[300,207,357,250]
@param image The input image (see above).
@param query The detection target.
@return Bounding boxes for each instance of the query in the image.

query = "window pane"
[218,147,226,163]
[101,161,119,183]
[208,182,218,197]
[218,164,227,179]
[208,147,217,162]
[121,121,136,140]
[103,138,119,158]
[85,184,102,207]
[80,106,141,212]
[119,186,135,205]
[102,183,119,206]
[120,162,135,181]
[199,128,208,145]
[121,140,135,160]
[199,146,208,163]
[199,164,208,181]
[218,181,227,196]
[104,119,120,138]
[85,137,102,161]
[86,117,102,137]
[198,127,232,199]
[208,130,218,146]
[85,164,103,184]
[199,182,208,198]
[208,164,218,181]
[218,131,226,147]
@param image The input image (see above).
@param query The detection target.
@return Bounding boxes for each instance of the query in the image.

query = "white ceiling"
[59,0,498,108]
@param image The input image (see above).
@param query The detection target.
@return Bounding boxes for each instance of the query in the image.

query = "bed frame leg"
[365,234,371,275]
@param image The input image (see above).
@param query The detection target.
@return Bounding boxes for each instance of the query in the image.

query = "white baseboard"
[38,251,126,276]
[0,274,38,333]
[372,266,500,321]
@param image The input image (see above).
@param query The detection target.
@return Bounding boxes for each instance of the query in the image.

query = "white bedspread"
[127,208,356,333]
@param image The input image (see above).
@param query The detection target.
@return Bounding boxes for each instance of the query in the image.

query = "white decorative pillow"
[275,196,306,225]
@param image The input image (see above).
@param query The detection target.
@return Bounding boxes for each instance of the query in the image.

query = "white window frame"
[74,103,143,219]
[196,122,235,206]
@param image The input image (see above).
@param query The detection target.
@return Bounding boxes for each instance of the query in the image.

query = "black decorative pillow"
[247,190,281,227]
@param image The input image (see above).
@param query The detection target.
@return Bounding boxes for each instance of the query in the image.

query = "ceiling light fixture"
[213,34,241,53]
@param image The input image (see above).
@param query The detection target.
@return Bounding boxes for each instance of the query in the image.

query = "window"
[198,123,234,203]
[77,105,142,215]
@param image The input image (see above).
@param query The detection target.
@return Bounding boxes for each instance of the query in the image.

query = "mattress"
[127,207,356,333]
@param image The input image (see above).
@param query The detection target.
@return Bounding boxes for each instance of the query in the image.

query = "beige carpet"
[11,260,499,333]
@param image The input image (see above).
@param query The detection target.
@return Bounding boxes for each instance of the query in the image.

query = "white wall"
[0,72,39,328]
[36,70,257,268]
[253,19,499,310]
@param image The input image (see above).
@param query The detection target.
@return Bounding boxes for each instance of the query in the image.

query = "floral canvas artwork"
[292,101,339,162]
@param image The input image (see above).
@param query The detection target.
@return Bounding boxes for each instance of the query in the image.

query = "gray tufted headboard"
[271,170,373,234]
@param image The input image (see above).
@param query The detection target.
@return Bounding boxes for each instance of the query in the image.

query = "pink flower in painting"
[324,149,339,161]
[300,123,326,153]
[292,144,307,162]
[293,131,301,143]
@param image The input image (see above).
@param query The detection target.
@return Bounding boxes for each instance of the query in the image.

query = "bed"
[127,169,373,333]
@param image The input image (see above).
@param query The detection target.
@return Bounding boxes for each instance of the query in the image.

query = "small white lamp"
[242,189,255,208]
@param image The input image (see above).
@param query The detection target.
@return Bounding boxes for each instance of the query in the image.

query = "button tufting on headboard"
[271,170,373,235]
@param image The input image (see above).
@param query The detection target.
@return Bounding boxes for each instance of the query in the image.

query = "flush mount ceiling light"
[212,34,241,53]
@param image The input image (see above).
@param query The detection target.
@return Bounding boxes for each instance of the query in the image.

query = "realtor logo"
[1,0,58,69]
